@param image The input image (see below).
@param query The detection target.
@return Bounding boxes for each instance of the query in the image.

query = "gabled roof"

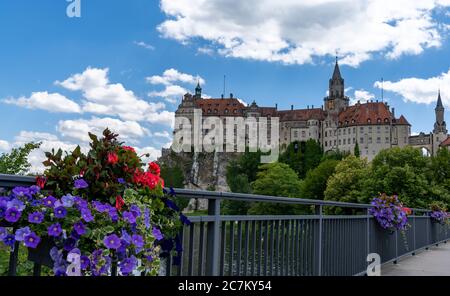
[440,136,450,147]
[338,102,410,126]
[277,108,325,121]
[195,98,246,116]
[395,115,410,126]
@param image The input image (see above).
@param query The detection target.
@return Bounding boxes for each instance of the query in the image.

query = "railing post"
[206,197,221,276]
[394,230,398,264]
[314,205,323,276]
[366,208,370,256]
[412,210,416,255]
[8,241,20,276]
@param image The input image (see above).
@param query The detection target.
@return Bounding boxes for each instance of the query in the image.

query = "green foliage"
[354,141,360,157]
[363,147,430,208]
[301,159,339,200]
[324,155,369,213]
[160,164,189,211]
[279,140,323,178]
[248,163,304,215]
[0,142,41,175]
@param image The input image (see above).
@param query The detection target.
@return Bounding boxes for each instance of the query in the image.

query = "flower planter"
[27,237,55,268]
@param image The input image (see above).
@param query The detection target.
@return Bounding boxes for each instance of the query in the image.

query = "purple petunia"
[118,178,126,184]
[61,195,75,208]
[0,227,7,240]
[5,207,21,223]
[81,208,94,223]
[63,237,77,252]
[24,232,41,249]
[0,205,6,219]
[48,223,62,237]
[74,179,89,189]
[92,201,108,213]
[73,221,86,236]
[152,226,164,241]
[28,211,44,224]
[42,196,57,208]
[108,207,119,222]
[7,199,25,211]
[130,205,141,218]
[54,206,67,219]
[103,234,121,250]
[12,187,31,199]
[3,234,16,248]
[123,211,136,224]
[80,255,90,270]
[15,227,31,242]
[131,234,144,249]
[119,256,138,276]
[144,207,150,229]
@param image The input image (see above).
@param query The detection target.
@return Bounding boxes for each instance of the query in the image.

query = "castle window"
[302,131,306,137]
[339,139,342,145]
[368,119,371,124]
[208,109,212,113]
[325,142,328,147]
[377,137,381,143]
[368,137,372,144]
[384,118,389,123]
[385,137,389,143]
[224,109,229,114]
[353,138,356,144]
[369,126,372,132]
[377,126,381,133]
[360,127,364,132]
[343,129,346,135]
[325,131,328,137]
[343,139,346,145]
[377,118,381,123]
[233,109,237,114]
[353,127,356,134]
[360,137,364,144]
[214,109,218,114]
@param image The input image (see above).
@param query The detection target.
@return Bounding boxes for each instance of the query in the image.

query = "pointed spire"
[332,57,342,80]
[437,89,443,109]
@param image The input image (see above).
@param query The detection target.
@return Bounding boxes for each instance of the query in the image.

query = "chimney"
[391,108,395,117]
[291,105,294,111]
[275,104,278,109]
[221,94,224,99]
[230,93,233,98]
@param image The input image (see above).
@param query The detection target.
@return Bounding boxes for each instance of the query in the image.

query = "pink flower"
[107,152,119,165]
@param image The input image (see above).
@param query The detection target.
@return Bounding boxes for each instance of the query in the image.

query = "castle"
[172,60,448,161]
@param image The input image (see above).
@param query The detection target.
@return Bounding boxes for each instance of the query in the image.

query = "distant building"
[172,60,447,160]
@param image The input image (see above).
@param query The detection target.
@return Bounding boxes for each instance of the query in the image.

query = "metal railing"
[1,174,449,276]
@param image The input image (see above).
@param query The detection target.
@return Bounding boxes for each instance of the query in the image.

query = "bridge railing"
[1,174,449,276]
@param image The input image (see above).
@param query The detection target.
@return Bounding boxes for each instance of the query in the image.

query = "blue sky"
[1,0,450,171]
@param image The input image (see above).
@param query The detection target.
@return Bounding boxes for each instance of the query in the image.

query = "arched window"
[367,119,371,124]
[377,118,381,123]
[207,109,211,114]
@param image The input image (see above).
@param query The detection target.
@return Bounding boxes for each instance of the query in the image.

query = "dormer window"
[367,119,371,124]
[352,119,355,124]
[214,109,218,114]
[224,109,229,114]
[207,109,212,114]
[377,118,381,123]
[384,118,389,123]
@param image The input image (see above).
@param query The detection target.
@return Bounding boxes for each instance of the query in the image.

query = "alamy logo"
[66,0,81,18]
[366,253,381,276]
[172,110,280,163]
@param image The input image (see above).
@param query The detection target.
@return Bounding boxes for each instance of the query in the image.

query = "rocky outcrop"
[157,148,241,211]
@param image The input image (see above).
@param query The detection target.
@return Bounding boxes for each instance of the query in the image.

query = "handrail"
[0,173,431,212]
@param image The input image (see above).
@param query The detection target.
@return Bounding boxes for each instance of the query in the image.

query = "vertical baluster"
[280,220,285,276]
[177,226,185,276]
[285,220,290,276]
[257,221,262,276]
[229,221,235,276]
[236,221,242,276]
[188,223,195,276]
[270,220,274,276]
[8,241,19,276]
[251,220,256,275]
[275,220,280,276]
[220,221,226,276]
[264,220,269,276]
[198,222,205,276]
[243,221,249,276]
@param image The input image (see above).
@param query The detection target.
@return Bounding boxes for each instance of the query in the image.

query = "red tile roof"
[195,98,245,116]
[277,108,325,121]
[440,136,450,147]
[338,102,410,126]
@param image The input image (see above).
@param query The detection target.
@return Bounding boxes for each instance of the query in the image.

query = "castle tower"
[324,57,349,114]
[194,81,202,99]
[432,90,448,155]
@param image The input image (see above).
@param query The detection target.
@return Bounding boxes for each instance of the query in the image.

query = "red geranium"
[107,152,119,165]
[36,176,47,189]
[148,162,161,176]
[115,195,125,211]
[133,169,164,190]
[122,146,136,153]
[401,207,412,215]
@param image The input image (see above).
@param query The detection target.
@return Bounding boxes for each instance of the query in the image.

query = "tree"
[248,163,304,215]
[160,164,190,211]
[0,142,40,175]
[324,155,369,213]
[354,141,360,157]
[363,147,430,208]
[279,139,323,178]
[300,159,339,200]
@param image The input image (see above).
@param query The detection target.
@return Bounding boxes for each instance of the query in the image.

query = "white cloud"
[57,117,150,144]
[197,47,215,56]
[147,68,206,105]
[134,41,155,50]
[374,68,450,106]
[154,130,172,140]
[352,89,376,104]
[3,92,81,113]
[56,67,174,126]
[13,131,87,174]
[147,68,205,86]
[158,0,450,66]
[135,146,162,164]
[0,140,10,152]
